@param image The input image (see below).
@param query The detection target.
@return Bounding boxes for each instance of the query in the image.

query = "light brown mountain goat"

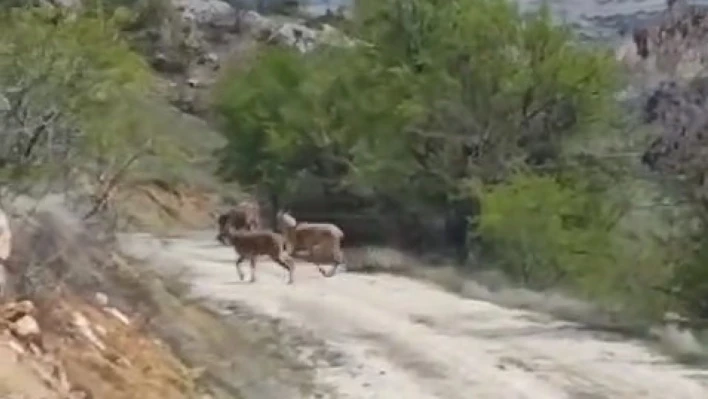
[276,210,345,277]
[216,221,296,284]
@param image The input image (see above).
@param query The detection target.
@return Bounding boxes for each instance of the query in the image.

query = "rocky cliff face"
[618,1,708,199]
[128,0,353,116]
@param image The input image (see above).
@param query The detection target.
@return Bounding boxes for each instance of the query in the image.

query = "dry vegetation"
[0,195,237,398]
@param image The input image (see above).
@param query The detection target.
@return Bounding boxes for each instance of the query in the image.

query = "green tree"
[0,6,181,212]
[353,0,618,185]
[214,0,618,257]
[214,45,422,218]
[351,0,619,258]
[478,173,617,288]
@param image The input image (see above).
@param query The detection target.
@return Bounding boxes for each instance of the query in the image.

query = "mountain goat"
[217,223,296,285]
[276,210,345,277]
[214,200,261,236]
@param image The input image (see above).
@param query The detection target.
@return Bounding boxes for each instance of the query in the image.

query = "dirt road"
[119,231,708,399]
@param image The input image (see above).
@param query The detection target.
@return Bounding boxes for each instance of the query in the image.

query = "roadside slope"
[120,231,708,399]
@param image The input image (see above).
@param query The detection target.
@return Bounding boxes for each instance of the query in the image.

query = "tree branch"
[82,141,155,220]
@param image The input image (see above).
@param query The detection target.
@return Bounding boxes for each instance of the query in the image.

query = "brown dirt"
[0,289,199,399]
[37,292,197,399]
[114,179,220,234]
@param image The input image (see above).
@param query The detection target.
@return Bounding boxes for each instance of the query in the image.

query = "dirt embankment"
[0,294,197,399]
[0,194,243,399]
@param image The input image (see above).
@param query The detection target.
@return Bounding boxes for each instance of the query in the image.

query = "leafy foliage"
[477,171,680,317]
[479,173,618,288]
[215,45,422,203]
[0,7,180,197]
[353,0,618,186]
[216,0,617,207]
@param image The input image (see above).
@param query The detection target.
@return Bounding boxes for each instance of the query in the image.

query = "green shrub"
[0,7,181,193]
[479,173,615,287]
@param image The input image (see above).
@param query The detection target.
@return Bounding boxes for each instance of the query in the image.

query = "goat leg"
[286,258,295,285]
[326,263,339,278]
[249,257,257,283]
[235,255,246,281]
[314,262,328,277]
[273,255,295,285]
[326,250,346,277]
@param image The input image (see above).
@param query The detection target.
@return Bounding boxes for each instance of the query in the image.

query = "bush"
[352,0,618,184]
[478,171,681,318]
[479,173,616,287]
[214,45,421,213]
[0,7,185,212]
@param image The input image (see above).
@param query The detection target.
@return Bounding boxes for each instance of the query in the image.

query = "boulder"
[625,1,708,80]
[268,22,318,52]
[173,0,238,29]
[0,300,35,322]
[48,0,82,9]
[0,93,10,112]
[239,10,278,37]
[93,292,109,308]
[10,315,41,342]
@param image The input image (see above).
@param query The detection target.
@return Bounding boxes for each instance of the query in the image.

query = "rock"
[664,311,690,325]
[94,323,107,336]
[94,292,108,307]
[0,300,36,322]
[7,337,26,355]
[627,2,708,80]
[72,312,105,351]
[239,10,277,37]
[173,0,237,29]
[241,11,357,53]
[49,0,82,9]
[0,93,9,112]
[69,387,93,399]
[151,52,188,74]
[105,307,131,325]
[641,77,708,176]
[198,52,219,65]
[269,22,318,53]
[11,315,40,337]
[319,24,357,48]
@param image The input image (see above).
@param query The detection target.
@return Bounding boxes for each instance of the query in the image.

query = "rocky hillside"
[130,0,352,117]
[618,0,708,203]
[0,296,196,399]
